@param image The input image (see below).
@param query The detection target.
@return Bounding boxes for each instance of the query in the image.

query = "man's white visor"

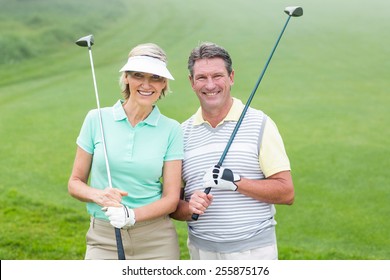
[119,56,174,80]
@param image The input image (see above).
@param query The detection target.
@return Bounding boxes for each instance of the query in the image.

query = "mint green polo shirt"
[77,100,183,220]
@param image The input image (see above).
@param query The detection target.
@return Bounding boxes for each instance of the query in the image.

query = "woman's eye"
[151,75,163,81]
[130,72,143,79]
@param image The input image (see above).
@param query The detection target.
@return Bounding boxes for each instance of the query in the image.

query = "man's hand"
[103,205,136,228]
[203,165,240,191]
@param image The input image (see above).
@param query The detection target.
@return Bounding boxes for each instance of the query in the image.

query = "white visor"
[119,56,174,80]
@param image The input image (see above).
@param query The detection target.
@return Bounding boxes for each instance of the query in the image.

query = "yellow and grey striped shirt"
[182,98,290,253]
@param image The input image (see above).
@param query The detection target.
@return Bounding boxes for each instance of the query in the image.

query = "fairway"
[0,0,389,260]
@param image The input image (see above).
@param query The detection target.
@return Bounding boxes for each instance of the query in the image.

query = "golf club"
[76,34,126,260]
[192,6,303,220]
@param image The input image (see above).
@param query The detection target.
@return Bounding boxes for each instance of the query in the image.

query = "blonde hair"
[119,43,170,99]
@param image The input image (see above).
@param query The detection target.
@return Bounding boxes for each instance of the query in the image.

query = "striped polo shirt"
[182,98,290,253]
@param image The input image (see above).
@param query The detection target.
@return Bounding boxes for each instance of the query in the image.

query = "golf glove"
[103,205,136,229]
[203,165,240,191]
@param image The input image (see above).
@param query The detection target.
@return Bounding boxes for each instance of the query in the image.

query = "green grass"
[0,0,389,260]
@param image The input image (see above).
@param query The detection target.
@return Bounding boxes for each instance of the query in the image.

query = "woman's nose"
[141,77,151,87]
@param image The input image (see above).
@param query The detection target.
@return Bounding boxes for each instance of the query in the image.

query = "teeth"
[205,92,217,96]
[138,91,153,96]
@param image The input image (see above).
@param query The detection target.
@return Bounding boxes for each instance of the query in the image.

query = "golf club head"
[75,34,94,47]
[284,6,303,17]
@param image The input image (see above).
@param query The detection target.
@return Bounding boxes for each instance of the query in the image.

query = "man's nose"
[205,77,215,89]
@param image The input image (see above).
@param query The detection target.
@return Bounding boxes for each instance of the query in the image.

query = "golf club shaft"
[192,15,293,221]
[88,47,113,189]
[87,46,125,260]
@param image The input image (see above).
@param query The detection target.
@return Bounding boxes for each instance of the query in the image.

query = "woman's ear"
[124,73,129,84]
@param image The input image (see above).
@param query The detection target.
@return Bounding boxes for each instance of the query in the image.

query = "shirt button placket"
[128,128,135,160]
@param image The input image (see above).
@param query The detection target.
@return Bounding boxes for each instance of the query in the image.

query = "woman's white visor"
[119,56,174,80]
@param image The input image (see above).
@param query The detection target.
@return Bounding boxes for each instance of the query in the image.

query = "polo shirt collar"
[112,99,160,126]
[193,97,244,126]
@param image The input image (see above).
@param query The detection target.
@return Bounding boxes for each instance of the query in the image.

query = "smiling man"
[171,42,294,260]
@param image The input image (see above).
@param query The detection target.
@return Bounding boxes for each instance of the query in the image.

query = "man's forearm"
[170,199,192,221]
[236,171,294,205]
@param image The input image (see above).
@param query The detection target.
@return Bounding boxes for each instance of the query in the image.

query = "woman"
[68,43,183,260]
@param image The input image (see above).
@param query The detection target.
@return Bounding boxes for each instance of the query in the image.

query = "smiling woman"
[119,44,174,100]
[67,42,184,260]
[118,43,175,126]
[123,70,167,125]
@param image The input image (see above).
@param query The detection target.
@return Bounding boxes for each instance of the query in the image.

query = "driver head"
[284,6,303,17]
[75,34,94,47]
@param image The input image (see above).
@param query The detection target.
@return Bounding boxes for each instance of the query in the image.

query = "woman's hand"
[95,187,128,207]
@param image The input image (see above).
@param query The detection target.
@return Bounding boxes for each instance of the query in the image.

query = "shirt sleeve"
[259,117,291,177]
[76,110,96,155]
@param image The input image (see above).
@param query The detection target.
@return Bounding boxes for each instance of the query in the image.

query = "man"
[171,42,294,260]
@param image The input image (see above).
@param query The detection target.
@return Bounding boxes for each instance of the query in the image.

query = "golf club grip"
[115,228,126,260]
[191,187,211,220]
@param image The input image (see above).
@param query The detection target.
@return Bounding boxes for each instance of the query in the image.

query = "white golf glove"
[203,165,241,191]
[103,205,136,229]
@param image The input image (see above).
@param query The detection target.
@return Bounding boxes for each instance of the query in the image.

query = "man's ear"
[230,69,235,86]
[189,74,195,88]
